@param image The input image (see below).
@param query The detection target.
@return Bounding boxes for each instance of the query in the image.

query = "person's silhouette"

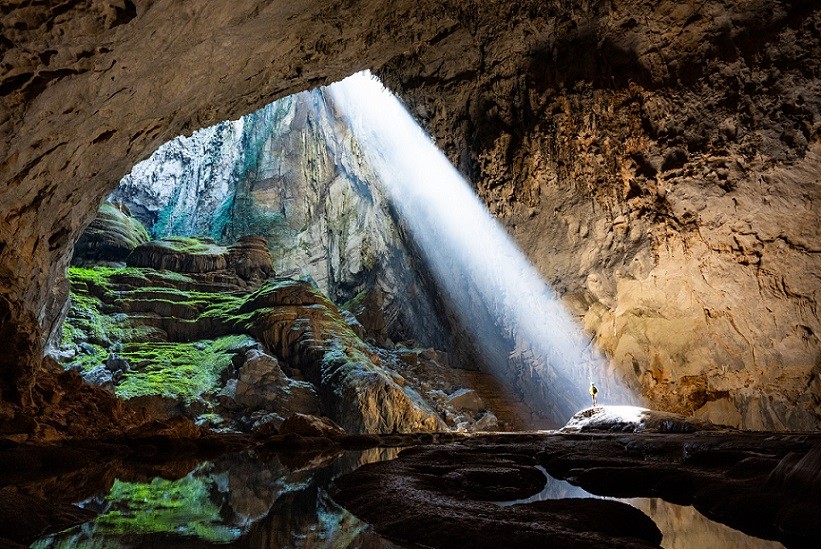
[589,383,599,406]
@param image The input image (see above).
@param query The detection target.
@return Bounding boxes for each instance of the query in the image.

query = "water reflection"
[627,499,784,549]
[496,467,784,549]
[31,447,783,549]
[32,448,400,548]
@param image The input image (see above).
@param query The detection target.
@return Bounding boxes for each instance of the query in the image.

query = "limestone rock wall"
[380,0,821,429]
[110,89,449,350]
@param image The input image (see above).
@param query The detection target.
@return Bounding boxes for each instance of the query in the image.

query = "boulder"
[470,411,499,432]
[81,366,114,392]
[124,394,183,419]
[104,353,130,373]
[447,388,485,413]
[220,350,320,417]
[561,406,727,433]
[251,413,283,437]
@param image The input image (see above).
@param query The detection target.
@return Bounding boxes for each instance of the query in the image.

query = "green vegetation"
[30,471,241,545]
[58,259,376,408]
[62,267,121,349]
[149,235,226,255]
[59,265,251,395]
[70,343,109,374]
[94,474,238,542]
[341,289,368,314]
[116,335,254,402]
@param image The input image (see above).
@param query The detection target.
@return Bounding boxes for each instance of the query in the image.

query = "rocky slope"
[49,206,505,437]
[1,0,819,431]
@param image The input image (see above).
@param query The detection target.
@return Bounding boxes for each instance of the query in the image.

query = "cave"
[1,1,820,547]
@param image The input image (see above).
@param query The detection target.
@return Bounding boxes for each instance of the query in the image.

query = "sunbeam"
[328,71,639,425]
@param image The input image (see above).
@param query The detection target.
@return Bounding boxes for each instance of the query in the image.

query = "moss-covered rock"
[90,474,237,543]
[127,235,275,285]
[127,236,229,273]
[58,256,443,434]
[72,202,150,265]
[116,336,256,403]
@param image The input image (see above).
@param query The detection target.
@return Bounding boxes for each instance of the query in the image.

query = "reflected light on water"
[496,467,784,549]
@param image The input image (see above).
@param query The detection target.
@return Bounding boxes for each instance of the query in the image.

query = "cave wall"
[0,0,458,406]
[379,0,821,428]
[1,0,819,429]
[111,88,451,350]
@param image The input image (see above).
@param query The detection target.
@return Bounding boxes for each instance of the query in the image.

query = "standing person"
[589,383,599,407]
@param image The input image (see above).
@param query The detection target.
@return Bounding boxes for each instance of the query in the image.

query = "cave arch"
[1,0,819,430]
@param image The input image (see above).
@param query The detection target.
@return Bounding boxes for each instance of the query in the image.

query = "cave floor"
[2,431,818,548]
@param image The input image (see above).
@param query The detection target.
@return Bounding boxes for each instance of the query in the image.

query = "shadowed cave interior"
[1,1,820,548]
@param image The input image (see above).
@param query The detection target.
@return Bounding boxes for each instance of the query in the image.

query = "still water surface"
[32,449,782,548]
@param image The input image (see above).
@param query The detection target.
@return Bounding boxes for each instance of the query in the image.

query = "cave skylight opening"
[328,71,638,422]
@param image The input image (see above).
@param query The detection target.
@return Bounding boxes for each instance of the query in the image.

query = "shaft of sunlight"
[327,71,637,424]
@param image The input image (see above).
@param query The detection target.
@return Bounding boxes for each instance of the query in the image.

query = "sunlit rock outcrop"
[560,405,726,434]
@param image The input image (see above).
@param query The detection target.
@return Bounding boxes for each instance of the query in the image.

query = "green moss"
[59,264,375,409]
[95,473,238,542]
[97,201,151,243]
[60,321,82,348]
[116,335,254,402]
[151,236,225,255]
[62,286,118,346]
[341,289,368,313]
[120,287,240,311]
[71,343,109,374]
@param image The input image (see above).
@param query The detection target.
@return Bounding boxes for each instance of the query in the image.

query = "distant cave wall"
[379,0,821,429]
[0,0,819,430]
[111,88,452,350]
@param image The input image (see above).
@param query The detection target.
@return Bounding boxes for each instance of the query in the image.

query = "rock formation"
[47,206,510,437]
[378,1,821,429]
[110,88,452,354]
[0,1,819,431]
[72,202,149,266]
[58,243,438,434]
